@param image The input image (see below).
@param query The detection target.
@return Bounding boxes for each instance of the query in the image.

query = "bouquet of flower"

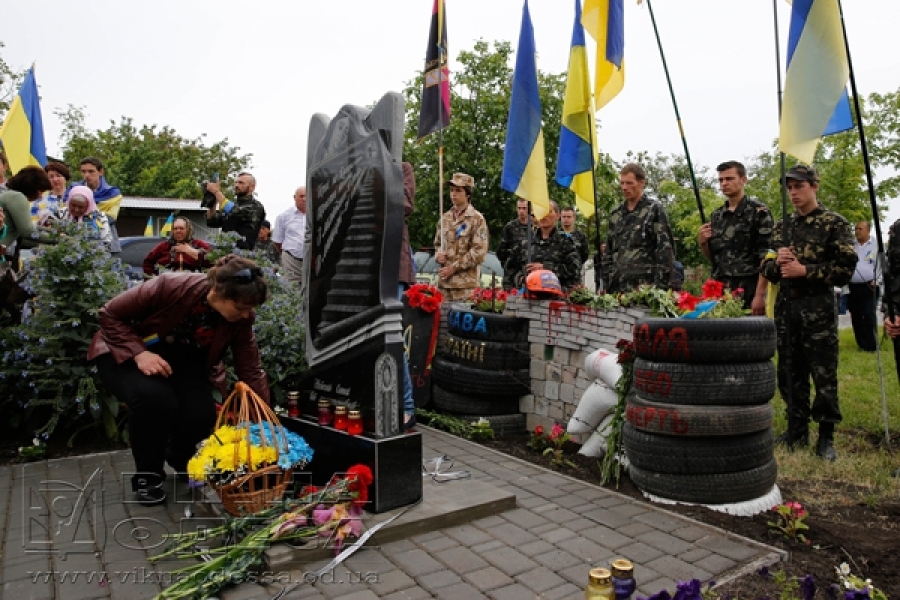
[187,422,313,486]
[673,279,748,319]
[404,283,443,313]
[152,464,374,600]
[469,286,515,313]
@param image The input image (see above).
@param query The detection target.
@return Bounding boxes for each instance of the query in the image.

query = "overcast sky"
[4,0,899,226]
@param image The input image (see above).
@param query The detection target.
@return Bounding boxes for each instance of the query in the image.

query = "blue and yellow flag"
[143,217,154,237]
[501,0,550,220]
[555,0,598,218]
[159,213,175,237]
[581,0,625,111]
[779,0,853,163]
[0,67,47,174]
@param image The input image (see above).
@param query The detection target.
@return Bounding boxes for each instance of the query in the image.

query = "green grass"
[771,327,900,506]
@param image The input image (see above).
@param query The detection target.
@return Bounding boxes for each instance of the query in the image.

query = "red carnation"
[534,425,544,436]
[701,279,724,300]
[677,291,701,312]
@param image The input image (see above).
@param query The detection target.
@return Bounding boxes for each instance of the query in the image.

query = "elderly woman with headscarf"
[142,216,212,276]
[55,185,113,250]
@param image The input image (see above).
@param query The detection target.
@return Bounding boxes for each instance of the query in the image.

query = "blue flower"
[800,575,816,600]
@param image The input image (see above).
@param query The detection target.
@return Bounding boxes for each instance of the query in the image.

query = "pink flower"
[312,505,335,526]
[550,424,564,440]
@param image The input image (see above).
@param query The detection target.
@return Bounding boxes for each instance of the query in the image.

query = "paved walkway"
[0,427,783,600]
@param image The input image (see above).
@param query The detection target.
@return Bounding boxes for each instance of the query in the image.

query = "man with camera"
[203,172,266,250]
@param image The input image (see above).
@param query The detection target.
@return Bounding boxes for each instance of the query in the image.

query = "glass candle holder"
[333,405,349,431]
[347,410,363,436]
[317,399,332,426]
[287,391,300,418]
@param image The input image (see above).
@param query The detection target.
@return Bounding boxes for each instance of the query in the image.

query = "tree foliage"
[56,105,253,198]
[0,42,26,118]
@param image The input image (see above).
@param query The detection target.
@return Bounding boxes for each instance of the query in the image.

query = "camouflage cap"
[448,172,475,189]
[783,164,819,184]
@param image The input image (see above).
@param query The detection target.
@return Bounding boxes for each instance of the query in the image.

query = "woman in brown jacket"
[88,255,269,505]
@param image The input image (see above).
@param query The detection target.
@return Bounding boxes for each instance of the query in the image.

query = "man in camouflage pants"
[433,172,489,301]
[603,163,675,293]
[506,200,582,291]
[698,160,774,314]
[205,172,267,250]
[496,198,532,290]
[761,165,856,461]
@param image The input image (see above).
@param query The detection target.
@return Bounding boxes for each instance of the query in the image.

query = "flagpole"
[587,118,603,292]
[772,0,795,443]
[644,0,707,230]
[836,0,898,440]
[437,12,446,253]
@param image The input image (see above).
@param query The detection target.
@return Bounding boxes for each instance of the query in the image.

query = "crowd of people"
[3,149,899,501]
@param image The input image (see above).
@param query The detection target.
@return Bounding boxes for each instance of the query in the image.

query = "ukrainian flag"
[501,0,550,220]
[581,0,625,111]
[779,0,853,163]
[555,0,598,218]
[143,217,154,237]
[0,67,47,174]
[159,213,174,237]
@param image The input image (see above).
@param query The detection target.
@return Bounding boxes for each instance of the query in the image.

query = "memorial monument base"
[282,416,422,513]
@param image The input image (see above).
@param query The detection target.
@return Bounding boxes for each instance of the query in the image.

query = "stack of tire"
[430,303,531,435]
[623,317,778,506]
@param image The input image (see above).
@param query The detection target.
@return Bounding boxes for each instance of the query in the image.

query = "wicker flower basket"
[213,382,293,516]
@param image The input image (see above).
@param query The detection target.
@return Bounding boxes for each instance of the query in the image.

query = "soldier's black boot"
[816,422,837,462]
[775,419,809,451]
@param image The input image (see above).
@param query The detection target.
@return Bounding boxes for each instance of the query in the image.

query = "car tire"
[632,359,776,406]
[622,423,774,474]
[627,459,778,504]
[626,397,773,437]
[431,384,521,416]
[632,317,776,364]
[438,333,529,370]
[446,304,529,343]
[431,356,531,397]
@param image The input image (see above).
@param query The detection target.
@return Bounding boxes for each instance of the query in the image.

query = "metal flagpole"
[772,0,795,442]
[836,0,895,447]
[437,36,446,254]
[644,1,709,234]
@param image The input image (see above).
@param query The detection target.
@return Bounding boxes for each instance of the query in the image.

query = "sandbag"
[584,348,622,388]
[577,414,615,457]
[567,382,618,434]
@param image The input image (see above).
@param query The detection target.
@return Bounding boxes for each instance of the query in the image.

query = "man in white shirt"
[848,221,878,352]
[273,186,307,286]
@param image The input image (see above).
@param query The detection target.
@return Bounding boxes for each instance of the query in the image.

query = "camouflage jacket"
[207,195,266,250]
[707,195,773,279]
[496,219,531,289]
[506,227,582,290]
[603,196,675,293]
[761,205,856,293]
[565,228,591,265]
[433,203,489,290]
[254,238,281,266]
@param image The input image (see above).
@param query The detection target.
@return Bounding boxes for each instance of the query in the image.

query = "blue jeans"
[399,285,415,416]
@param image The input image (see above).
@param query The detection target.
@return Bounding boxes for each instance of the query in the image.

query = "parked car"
[413,249,504,288]
[118,236,164,281]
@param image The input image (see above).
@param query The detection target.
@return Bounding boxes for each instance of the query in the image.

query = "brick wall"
[503,296,650,438]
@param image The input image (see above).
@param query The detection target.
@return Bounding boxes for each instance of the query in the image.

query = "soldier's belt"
[787,284,832,299]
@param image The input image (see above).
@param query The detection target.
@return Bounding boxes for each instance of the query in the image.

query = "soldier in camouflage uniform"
[205,172,267,250]
[603,163,675,293]
[560,207,590,267]
[761,165,856,462]
[496,199,532,290]
[699,161,774,314]
[433,173,489,302]
[506,200,582,291]
[883,218,900,336]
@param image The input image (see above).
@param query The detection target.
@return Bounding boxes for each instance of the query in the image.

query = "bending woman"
[88,255,270,505]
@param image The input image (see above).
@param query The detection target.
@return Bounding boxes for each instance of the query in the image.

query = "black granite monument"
[284,92,422,513]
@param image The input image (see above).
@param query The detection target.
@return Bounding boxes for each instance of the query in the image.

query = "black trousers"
[96,353,217,477]
[847,282,877,351]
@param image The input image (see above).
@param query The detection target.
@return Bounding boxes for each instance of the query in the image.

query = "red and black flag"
[417,0,451,140]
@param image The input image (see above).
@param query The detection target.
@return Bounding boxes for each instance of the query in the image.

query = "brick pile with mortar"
[503,296,651,440]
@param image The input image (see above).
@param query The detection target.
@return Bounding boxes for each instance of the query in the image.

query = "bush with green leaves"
[0,223,128,441]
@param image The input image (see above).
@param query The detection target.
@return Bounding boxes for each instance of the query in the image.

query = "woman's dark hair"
[207,255,268,306]
[8,166,52,200]
[45,161,71,180]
